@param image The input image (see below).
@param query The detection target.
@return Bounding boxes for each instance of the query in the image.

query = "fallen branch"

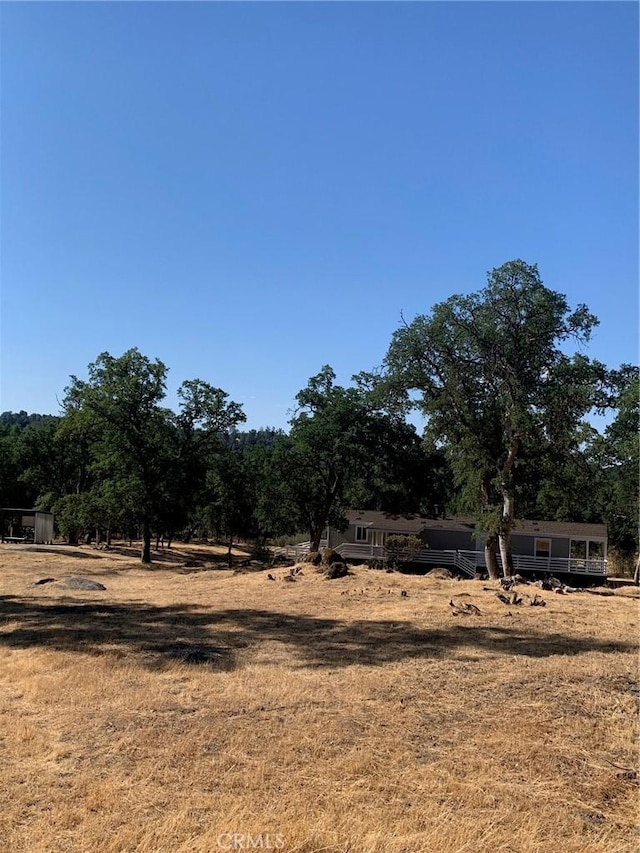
[449,599,481,616]
[496,591,522,606]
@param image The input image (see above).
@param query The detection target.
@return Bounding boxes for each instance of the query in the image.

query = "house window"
[588,541,604,560]
[355,526,369,543]
[535,538,551,558]
[569,540,604,561]
[570,540,587,560]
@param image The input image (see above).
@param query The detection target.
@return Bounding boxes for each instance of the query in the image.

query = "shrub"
[303,551,323,566]
[385,535,424,569]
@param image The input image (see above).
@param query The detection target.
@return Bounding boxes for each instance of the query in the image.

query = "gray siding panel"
[425,529,477,550]
[510,534,570,559]
[550,537,570,559]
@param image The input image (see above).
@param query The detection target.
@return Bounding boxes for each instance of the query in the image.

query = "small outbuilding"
[0,508,54,544]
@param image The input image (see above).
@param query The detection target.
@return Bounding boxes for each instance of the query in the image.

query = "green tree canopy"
[383,260,606,578]
[62,349,245,562]
[284,365,440,551]
[601,365,639,556]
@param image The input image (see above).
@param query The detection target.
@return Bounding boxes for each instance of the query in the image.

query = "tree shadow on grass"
[14,543,251,570]
[97,543,241,566]
[9,546,106,560]
[0,597,634,672]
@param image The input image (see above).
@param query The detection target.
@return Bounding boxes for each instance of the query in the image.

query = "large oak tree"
[284,366,440,552]
[63,349,245,563]
[383,260,606,578]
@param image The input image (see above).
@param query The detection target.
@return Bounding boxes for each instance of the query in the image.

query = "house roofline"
[345,510,607,539]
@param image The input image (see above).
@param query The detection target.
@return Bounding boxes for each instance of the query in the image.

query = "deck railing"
[335,544,607,576]
[277,541,607,577]
[503,553,607,575]
[277,540,328,559]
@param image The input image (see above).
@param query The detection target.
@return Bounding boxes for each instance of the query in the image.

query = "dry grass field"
[0,542,637,853]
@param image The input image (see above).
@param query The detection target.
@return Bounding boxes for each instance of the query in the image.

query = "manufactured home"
[327,510,608,577]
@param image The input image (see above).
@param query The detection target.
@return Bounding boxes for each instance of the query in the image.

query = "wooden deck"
[281,542,608,578]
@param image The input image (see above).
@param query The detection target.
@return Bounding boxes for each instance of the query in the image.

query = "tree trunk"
[498,438,519,578]
[106,527,111,546]
[484,534,500,579]
[227,533,233,567]
[633,554,639,586]
[310,527,323,553]
[499,491,515,577]
[141,519,152,564]
[498,530,513,578]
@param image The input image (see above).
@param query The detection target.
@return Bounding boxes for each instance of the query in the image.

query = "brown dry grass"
[0,542,638,853]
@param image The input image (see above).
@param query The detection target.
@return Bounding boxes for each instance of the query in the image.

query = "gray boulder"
[62,577,107,591]
[325,562,348,580]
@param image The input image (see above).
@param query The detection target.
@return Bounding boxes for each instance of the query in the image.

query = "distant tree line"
[0,261,637,575]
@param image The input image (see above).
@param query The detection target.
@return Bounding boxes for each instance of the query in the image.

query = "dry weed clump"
[0,543,637,853]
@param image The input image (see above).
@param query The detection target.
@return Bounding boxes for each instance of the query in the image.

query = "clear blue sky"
[1,1,637,430]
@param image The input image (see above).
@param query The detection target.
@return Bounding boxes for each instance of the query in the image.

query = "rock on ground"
[325,562,348,579]
[61,577,107,591]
